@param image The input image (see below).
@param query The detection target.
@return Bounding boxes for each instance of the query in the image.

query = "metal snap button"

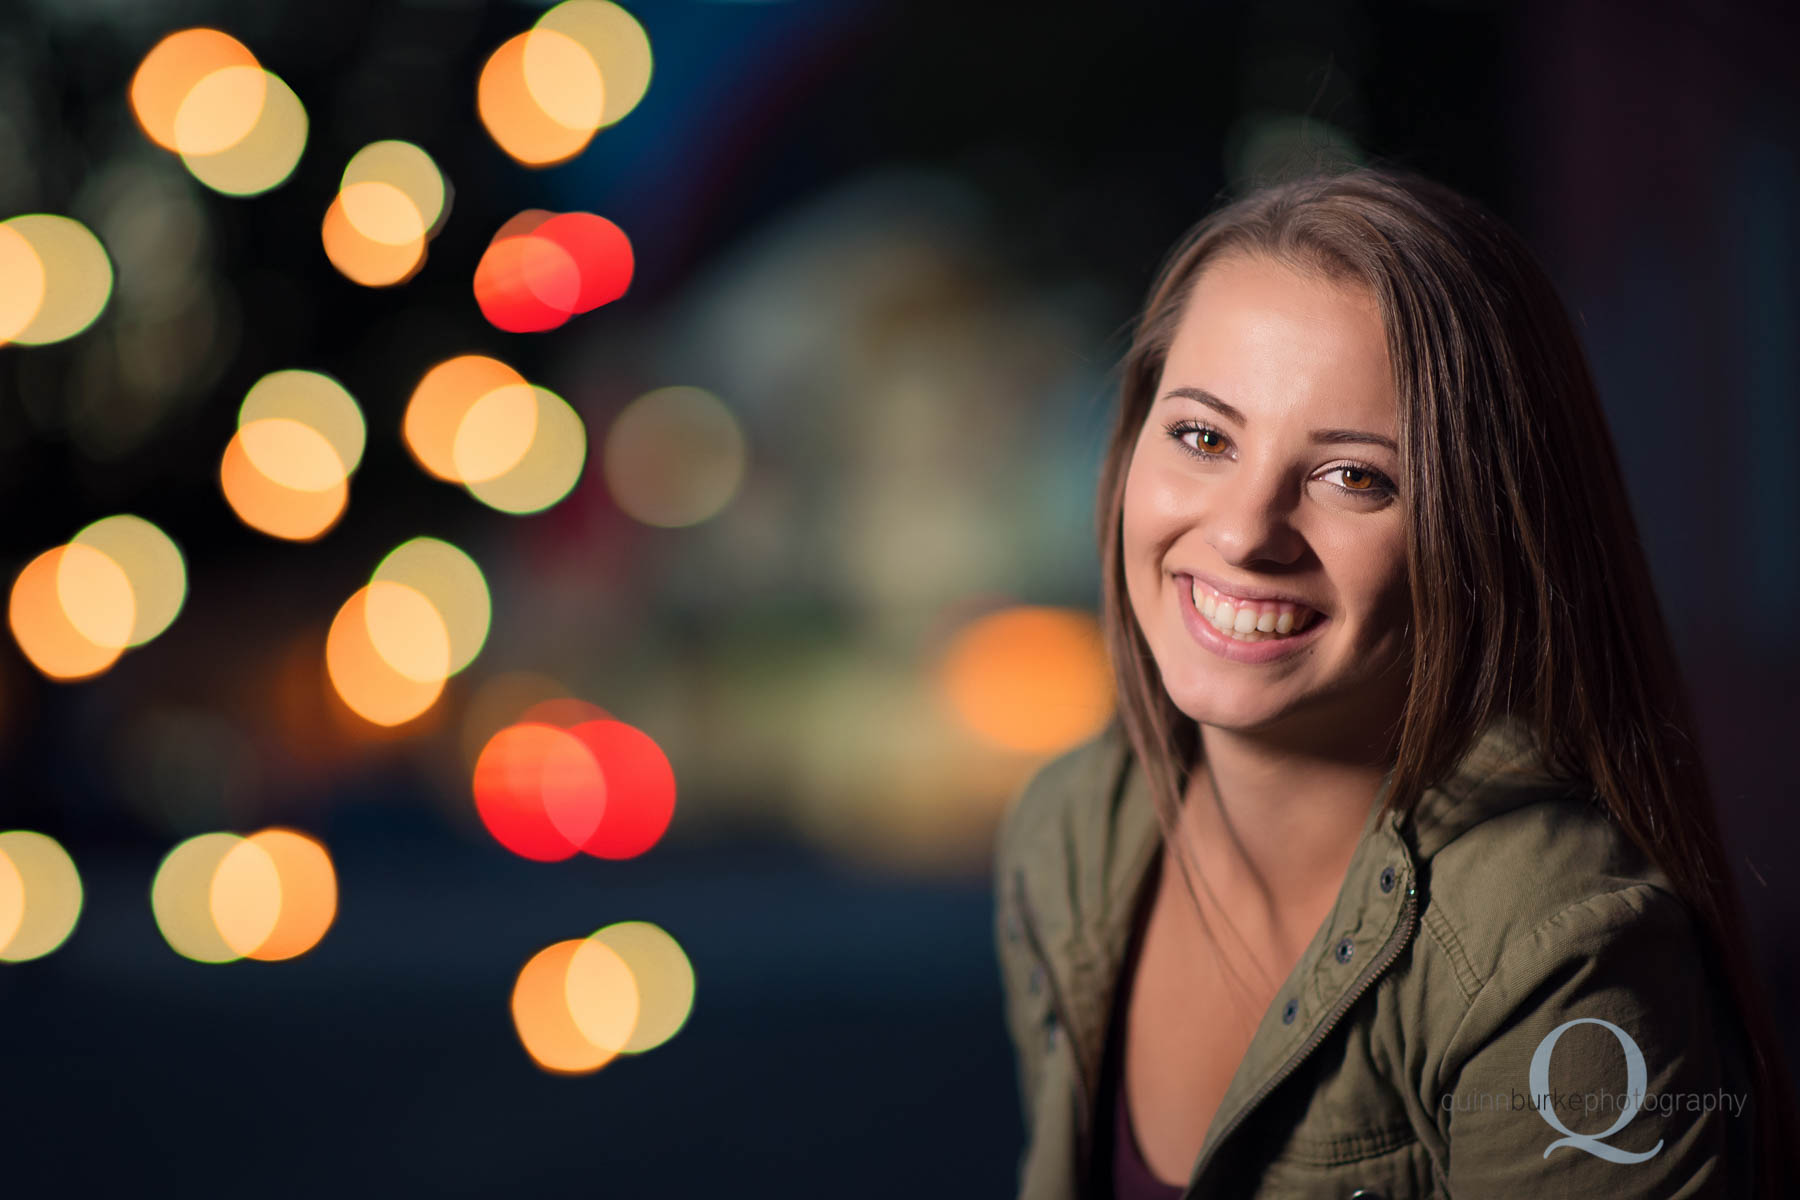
[1348,1190,1384,1200]
[1379,865,1396,893]
[1281,997,1298,1024]
[1335,935,1355,964]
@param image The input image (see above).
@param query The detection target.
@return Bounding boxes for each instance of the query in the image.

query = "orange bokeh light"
[321,189,426,287]
[476,33,597,167]
[511,939,622,1073]
[938,606,1115,754]
[219,423,349,541]
[8,546,126,680]
[404,355,529,482]
[325,584,445,727]
[129,28,260,152]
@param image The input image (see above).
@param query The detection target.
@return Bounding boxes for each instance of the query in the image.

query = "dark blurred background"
[0,0,1795,1195]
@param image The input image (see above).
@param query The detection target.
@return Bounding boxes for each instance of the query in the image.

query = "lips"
[1174,572,1329,663]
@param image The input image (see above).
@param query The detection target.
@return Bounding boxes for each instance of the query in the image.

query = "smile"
[1189,577,1323,642]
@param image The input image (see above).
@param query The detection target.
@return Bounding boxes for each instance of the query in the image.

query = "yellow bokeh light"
[210,836,281,958]
[603,386,747,528]
[71,516,186,647]
[0,850,22,953]
[181,70,308,197]
[342,141,447,235]
[0,223,45,345]
[326,585,445,727]
[241,828,336,961]
[54,542,136,652]
[590,921,694,1053]
[0,831,83,961]
[511,940,617,1073]
[363,580,451,685]
[240,370,366,476]
[321,191,425,287]
[466,386,588,514]
[151,832,243,963]
[372,538,490,675]
[404,355,528,482]
[564,936,639,1054]
[522,28,605,132]
[536,0,653,128]
[938,607,1115,754]
[239,416,348,492]
[477,32,597,167]
[171,63,266,156]
[219,425,349,542]
[339,180,426,247]
[1,215,113,346]
[451,381,539,485]
[129,28,259,152]
[9,546,125,680]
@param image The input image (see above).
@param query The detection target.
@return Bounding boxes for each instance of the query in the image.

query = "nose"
[1201,460,1305,567]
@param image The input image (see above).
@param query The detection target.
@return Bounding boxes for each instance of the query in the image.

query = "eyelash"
[1162,419,1398,500]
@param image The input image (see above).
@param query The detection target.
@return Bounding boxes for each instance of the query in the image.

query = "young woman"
[993,166,1798,1198]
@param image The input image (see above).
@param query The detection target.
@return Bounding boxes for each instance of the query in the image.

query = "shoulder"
[991,717,1131,878]
[1414,783,1686,1004]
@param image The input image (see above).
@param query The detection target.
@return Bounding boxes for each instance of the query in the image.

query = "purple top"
[1097,851,1186,1200]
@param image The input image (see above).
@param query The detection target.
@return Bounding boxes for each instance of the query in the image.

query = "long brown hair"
[1094,165,1797,1195]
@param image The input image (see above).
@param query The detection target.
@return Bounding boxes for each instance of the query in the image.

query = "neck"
[1175,702,1403,955]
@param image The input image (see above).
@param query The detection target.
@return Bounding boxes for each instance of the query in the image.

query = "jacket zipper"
[1184,878,1420,1195]
[1011,868,1096,1181]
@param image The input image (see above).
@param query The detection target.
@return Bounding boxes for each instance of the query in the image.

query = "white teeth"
[1190,579,1319,641]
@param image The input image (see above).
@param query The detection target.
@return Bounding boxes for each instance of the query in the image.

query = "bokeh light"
[589,921,694,1053]
[129,29,259,152]
[342,140,448,235]
[464,385,588,515]
[325,583,448,727]
[472,722,606,861]
[477,33,598,167]
[219,418,350,541]
[603,386,747,527]
[937,606,1115,754]
[322,186,426,287]
[240,370,366,476]
[153,828,336,962]
[0,831,84,962]
[151,832,242,963]
[536,1,653,128]
[171,63,267,157]
[562,935,638,1055]
[568,718,676,859]
[9,545,127,680]
[70,516,187,647]
[403,355,529,482]
[371,538,490,675]
[450,380,538,484]
[180,70,308,196]
[511,939,624,1073]
[473,210,632,332]
[0,214,114,346]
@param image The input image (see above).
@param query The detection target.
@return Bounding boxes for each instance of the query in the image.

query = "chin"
[1160,662,1292,732]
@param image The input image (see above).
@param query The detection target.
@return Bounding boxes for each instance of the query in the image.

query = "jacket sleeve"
[1434,883,1751,1197]
[993,775,1044,1144]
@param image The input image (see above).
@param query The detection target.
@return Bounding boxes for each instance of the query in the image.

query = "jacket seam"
[1280,1119,1420,1166]
[1430,879,1683,1099]
[1422,901,1482,1002]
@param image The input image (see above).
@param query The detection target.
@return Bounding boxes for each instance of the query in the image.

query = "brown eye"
[1341,467,1374,490]
[1196,428,1226,455]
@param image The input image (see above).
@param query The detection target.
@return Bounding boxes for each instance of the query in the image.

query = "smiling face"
[1121,251,1412,746]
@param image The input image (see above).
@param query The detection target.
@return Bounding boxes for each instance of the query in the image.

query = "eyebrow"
[1161,386,1398,453]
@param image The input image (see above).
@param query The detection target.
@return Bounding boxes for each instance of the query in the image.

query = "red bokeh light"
[472,722,607,861]
[471,210,634,334]
[569,719,675,860]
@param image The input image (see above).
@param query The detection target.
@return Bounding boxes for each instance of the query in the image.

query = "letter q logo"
[1529,1017,1664,1163]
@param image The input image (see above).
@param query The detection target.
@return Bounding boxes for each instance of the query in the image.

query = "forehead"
[1162,253,1396,429]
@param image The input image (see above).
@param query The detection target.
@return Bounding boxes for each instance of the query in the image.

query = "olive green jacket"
[992,716,1757,1198]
